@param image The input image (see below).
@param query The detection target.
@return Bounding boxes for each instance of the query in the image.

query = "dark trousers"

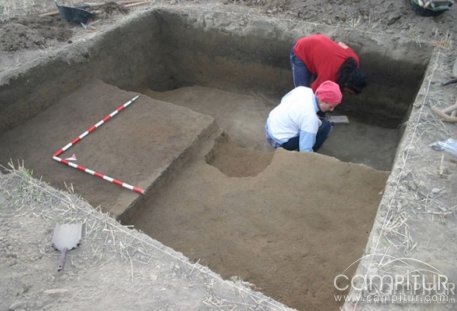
[281,119,332,152]
[290,46,326,119]
[290,46,315,87]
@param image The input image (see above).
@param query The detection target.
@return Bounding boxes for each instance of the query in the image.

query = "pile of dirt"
[97,2,129,19]
[0,2,130,52]
[0,16,71,52]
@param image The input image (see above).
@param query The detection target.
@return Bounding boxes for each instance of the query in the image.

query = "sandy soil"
[132,149,388,311]
[0,77,391,310]
[0,76,392,310]
[144,86,399,170]
[0,80,215,217]
[207,137,274,177]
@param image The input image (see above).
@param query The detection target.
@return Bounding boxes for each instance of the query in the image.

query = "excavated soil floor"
[131,86,390,310]
[0,79,389,310]
[143,86,400,171]
[131,149,387,310]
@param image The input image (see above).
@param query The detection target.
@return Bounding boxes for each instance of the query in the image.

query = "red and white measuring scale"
[52,95,145,195]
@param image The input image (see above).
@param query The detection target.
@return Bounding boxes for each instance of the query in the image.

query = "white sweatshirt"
[265,86,321,152]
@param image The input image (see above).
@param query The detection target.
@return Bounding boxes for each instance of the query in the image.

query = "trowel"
[52,223,82,271]
[328,115,349,124]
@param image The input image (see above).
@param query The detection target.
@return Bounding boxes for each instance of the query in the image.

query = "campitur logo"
[333,254,456,305]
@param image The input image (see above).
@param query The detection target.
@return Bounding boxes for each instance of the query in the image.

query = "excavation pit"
[0,7,433,311]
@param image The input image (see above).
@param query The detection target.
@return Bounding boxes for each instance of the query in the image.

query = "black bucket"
[409,0,454,16]
[55,1,95,24]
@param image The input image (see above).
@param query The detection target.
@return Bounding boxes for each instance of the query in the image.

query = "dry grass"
[431,28,453,49]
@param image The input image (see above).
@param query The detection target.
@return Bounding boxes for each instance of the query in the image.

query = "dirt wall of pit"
[342,45,457,311]
[153,8,433,127]
[0,8,432,134]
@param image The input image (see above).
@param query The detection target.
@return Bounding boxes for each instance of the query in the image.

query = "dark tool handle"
[58,248,68,272]
[442,78,457,86]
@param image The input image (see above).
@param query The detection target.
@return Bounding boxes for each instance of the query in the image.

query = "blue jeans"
[290,46,315,87]
[281,119,332,152]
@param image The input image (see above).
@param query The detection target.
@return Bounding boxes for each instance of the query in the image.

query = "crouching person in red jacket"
[290,34,367,95]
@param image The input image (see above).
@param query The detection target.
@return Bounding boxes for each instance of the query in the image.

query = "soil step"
[0,79,218,217]
[142,86,274,152]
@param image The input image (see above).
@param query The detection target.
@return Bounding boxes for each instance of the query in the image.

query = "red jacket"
[293,34,359,91]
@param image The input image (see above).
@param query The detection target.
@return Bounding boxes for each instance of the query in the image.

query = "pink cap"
[315,81,342,106]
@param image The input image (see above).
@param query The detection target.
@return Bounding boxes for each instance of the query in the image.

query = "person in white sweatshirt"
[265,80,342,152]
